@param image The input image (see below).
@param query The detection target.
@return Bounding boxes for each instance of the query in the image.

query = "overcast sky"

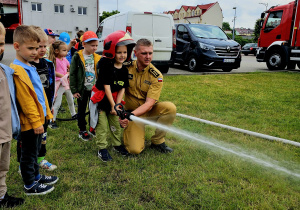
[99,0,289,29]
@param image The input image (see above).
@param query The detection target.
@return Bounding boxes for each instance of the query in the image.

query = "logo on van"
[226,46,231,52]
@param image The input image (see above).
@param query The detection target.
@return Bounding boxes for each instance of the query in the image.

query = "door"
[132,13,173,61]
[260,10,284,47]
[176,25,190,62]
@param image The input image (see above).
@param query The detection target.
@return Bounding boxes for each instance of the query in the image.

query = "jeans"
[77,90,91,131]
[20,129,42,186]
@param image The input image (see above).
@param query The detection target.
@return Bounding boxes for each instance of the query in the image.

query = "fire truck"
[256,0,300,70]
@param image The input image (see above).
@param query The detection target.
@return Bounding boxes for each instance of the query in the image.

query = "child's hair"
[31,25,48,42]
[77,30,84,39]
[13,25,40,44]
[49,40,67,66]
[0,22,6,35]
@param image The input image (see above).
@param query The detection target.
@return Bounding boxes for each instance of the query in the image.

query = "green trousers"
[95,111,122,150]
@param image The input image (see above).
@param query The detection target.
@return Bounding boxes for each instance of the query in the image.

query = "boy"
[70,31,101,140]
[10,25,58,195]
[0,22,24,208]
[30,26,57,171]
[43,28,59,58]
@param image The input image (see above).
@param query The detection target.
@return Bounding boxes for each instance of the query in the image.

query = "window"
[177,25,188,39]
[32,3,42,12]
[78,7,87,15]
[54,5,64,13]
[265,11,282,29]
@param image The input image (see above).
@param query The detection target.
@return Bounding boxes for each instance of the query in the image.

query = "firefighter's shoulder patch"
[123,61,132,66]
[149,68,159,78]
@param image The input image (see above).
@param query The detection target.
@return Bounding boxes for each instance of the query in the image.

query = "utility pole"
[232,7,237,40]
[259,2,268,11]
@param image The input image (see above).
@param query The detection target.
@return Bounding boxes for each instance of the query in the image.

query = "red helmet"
[103,30,136,61]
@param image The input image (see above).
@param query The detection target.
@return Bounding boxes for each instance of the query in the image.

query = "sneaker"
[39,159,57,171]
[58,106,66,113]
[113,145,129,156]
[36,175,59,185]
[97,149,112,162]
[42,132,47,141]
[88,127,96,137]
[79,131,90,141]
[72,114,78,120]
[49,121,58,129]
[150,142,173,153]
[0,193,24,208]
[24,182,54,195]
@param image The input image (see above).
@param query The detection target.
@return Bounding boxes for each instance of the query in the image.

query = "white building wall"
[21,0,98,38]
[200,3,223,27]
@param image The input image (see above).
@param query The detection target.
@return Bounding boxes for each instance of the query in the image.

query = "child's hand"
[73,93,81,98]
[110,107,117,116]
[34,125,44,134]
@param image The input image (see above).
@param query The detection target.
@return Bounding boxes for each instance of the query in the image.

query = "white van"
[96,11,175,73]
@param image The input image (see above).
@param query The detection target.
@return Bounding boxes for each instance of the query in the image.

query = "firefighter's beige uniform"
[123,60,176,154]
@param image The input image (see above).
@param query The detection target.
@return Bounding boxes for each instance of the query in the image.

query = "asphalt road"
[1,44,297,74]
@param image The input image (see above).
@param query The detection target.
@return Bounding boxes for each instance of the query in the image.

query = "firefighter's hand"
[34,125,44,135]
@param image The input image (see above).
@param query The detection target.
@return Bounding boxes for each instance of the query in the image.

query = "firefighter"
[119,39,176,155]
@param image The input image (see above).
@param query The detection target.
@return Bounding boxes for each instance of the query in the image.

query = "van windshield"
[188,24,228,40]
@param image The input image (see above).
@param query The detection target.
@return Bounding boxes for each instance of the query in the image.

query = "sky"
[99,0,290,29]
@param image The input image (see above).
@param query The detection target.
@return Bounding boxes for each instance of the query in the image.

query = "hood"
[198,38,240,48]
[103,30,136,61]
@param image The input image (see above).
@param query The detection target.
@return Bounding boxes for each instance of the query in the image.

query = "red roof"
[197,3,215,10]
[181,6,189,11]
[1,0,17,5]
[166,2,217,15]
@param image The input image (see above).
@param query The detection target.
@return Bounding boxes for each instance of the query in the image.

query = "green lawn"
[7,72,300,209]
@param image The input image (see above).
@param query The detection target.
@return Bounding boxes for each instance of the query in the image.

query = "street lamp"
[259,3,268,11]
[232,7,237,40]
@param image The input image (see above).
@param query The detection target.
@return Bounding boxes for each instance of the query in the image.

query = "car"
[172,23,241,72]
[242,43,258,56]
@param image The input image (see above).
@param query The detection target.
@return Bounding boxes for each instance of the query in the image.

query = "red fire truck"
[256,0,300,70]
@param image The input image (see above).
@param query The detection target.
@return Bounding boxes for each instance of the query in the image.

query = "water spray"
[176,113,300,147]
[114,104,300,178]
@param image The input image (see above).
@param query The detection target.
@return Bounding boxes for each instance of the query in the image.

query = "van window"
[177,25,188,39]
[265,11,282,29]
[188,24,228,40]
[96,25,103,38]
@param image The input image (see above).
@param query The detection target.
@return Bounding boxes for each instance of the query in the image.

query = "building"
[165,2,223,27]
[0,0,98,39]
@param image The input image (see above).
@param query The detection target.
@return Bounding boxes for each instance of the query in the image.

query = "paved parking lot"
[1,44,297,74]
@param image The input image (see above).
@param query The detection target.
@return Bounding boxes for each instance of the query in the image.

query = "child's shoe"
[36,175,59,185]
[49,121,58,129]
[88,127,96,137]
[98,149,112,162]
[0,193,24,207]
[39,159,57,171]
[24,182,54,196]
[79,131,90,141]
[113,145,129,156]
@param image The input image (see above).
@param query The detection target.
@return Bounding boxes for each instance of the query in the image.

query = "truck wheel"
[266,49,286,70]
[188,55,200,72]
[0,53,3,61]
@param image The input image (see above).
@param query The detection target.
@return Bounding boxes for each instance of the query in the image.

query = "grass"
[7,72,300,209]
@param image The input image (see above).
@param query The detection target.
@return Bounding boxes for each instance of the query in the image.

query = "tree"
[99,10,120,23]
[254,18,263,42]
[222,22,232,31]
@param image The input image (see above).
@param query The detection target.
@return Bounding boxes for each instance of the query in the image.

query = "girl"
[49,40,76,128]
[90,30,135,162]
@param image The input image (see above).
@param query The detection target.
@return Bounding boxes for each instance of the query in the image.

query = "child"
[72,30,84,56]
[59,32,72,63]
[90,30,135,161]
[43,28,59,58]
[49,40,77,128]
[29,26,57,171]
[0,22,24,208]
[69,31,101,141]
[10,25,58,195]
